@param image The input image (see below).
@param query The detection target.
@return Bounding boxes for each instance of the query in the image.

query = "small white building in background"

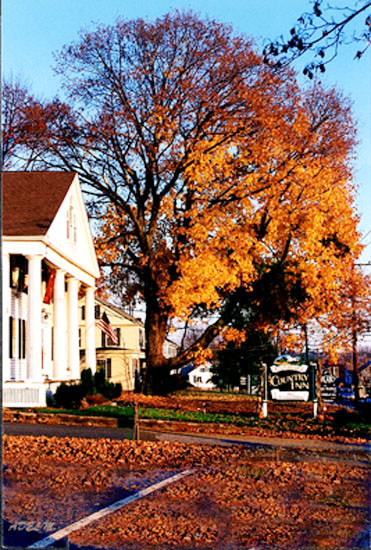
[163,339,179,359]
[2,172,100,407]
[187,363,216,390]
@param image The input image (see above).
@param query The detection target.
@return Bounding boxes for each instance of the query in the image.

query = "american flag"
[96,311,119,344]
[43,268,56,304]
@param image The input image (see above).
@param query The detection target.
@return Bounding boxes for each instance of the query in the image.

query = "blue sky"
[3,0,371,261]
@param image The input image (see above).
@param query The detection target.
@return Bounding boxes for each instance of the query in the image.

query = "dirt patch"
[3,435,369,549]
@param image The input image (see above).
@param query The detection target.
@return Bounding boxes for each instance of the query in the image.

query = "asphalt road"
[3,421,135,441]
[3,422,242,447]
[4,421,371,454]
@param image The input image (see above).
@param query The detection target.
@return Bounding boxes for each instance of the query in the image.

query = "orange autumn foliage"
[8,12,366,391]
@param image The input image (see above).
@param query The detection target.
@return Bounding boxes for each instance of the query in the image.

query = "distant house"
[79,298,146,391]
[79,298,178,391]
[78,298,180,391]
[163,338,179,359]
[3,172,100,407]
[186,363,216,390]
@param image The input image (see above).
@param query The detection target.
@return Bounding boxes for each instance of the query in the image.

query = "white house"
[163,338,179,359]
[187,363,216,390]
[2,171,100,407]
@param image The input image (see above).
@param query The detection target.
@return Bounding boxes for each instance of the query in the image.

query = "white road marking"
[28,469,194,548]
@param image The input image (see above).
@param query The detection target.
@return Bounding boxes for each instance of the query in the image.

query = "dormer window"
[10,255,28,293]
[139,329,145,350]
[67,199,77,244]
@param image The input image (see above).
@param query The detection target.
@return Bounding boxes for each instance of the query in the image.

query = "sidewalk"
[4,408,370,454]
[146,427,371,453]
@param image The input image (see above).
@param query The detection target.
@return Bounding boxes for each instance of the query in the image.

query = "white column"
[85,286,96,374]
[3,253,11,381]
[67,276,80,380]
[53,269,67,380]
[26,255,43,381]
[42,314,53,379]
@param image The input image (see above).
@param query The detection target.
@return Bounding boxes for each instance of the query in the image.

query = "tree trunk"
[143,290,171,395]
[141,280,243,394]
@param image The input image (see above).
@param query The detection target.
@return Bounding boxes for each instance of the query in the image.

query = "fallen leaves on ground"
[116,392,369,443]
[3,435,369,549]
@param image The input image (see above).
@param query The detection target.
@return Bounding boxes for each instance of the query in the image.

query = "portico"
[2,172,100,407]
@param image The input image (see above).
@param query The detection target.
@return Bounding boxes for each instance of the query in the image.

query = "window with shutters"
[139,329,145,350]
[10,255,28,293]
[9,317,25,359]
[22,320,26,359]
[18,319,26,359]
[106,359,112,379]
[111,328,120,346]
[96,358,112,380]
[67,199,77,244]
[101,328,120,348]
[9,317,14,358]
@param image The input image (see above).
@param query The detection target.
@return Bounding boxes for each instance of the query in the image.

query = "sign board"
[268,361,311,401]
[321,370,337,403]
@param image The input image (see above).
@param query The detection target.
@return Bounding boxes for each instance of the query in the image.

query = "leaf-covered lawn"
[3,435,369,550]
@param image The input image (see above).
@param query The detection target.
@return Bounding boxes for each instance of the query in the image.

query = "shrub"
[168,374,189,392]
[54,383,85,409]
[333,406,363,429]
[80,368,95,396]
[357,401,371,423]
[52,367,122,409]
[94,367,122,400]
[85,393,108,405]
[93,368,106,394]
[102,382,122,400]
[46,390,56,407]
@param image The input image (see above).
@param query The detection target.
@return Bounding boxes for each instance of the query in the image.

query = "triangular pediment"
[46,174,100,279]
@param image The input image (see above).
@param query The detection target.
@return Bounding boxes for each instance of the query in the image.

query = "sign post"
[321,369,337,404]
[311,361,318,419]
[262,363,268,418]
[268,359,311,402]
[262,355,321,418]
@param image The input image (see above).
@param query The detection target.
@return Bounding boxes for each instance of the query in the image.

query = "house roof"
[96,297,144,327]
[3,171,76,236]
[180,365,196,376]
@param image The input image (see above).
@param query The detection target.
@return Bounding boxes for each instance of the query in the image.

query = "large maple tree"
[1,77,41,169]
[6,11,365,392]
[264,1,371,77]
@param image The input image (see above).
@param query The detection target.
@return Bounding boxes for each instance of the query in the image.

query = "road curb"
[3,409,117,427]
[3,409,369,448]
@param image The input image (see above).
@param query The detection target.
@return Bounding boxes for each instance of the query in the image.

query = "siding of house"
[188,364,216,390]
[3,172,99,407]
[79,299,145,391]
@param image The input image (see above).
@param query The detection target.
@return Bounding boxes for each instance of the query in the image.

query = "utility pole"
[351,261,371,405]
[303,324,310,367]
[352,324,360,403]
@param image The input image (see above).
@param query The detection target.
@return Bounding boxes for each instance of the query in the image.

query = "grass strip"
[36,405,370,437]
